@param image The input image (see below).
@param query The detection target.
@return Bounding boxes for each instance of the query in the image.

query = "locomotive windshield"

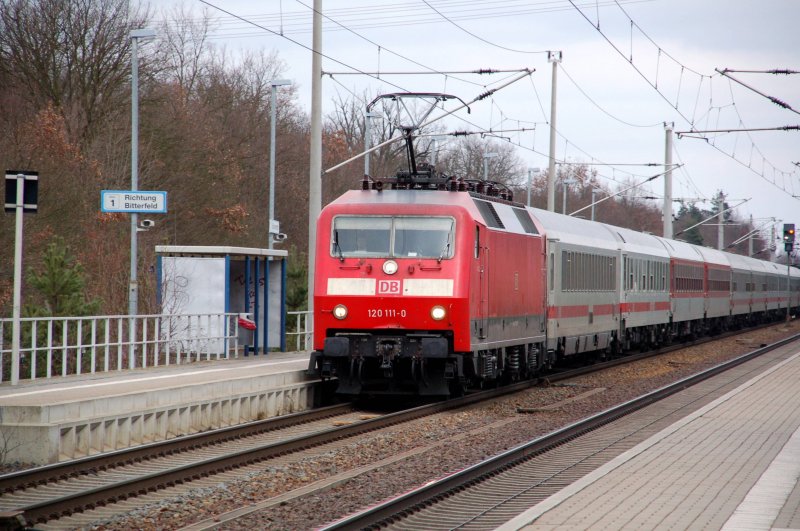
[332,216,455,259]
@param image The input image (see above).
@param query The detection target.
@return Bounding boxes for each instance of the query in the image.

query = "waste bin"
[238,313,256,352]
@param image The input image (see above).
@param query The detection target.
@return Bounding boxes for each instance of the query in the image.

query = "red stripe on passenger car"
[593,304,615,316]
[558,305,590,318]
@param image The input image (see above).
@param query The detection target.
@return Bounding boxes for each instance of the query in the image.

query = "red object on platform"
[238,317,256,330]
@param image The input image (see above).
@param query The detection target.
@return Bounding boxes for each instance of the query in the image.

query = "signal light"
[784,223,796,243]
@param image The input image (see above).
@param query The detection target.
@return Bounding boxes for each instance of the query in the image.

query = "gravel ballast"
[44,322,800,530]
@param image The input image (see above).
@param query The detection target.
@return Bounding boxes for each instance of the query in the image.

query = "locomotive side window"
[331,216,454,259]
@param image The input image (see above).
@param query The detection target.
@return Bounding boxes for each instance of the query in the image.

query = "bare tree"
[324,90,407,180]
[155,3,214,101]
[436,135,525,185]
[0,0,150,145]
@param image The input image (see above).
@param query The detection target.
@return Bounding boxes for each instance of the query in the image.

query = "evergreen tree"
[285,246,308,312]
[675,202,705,246]
[24,237,101,317]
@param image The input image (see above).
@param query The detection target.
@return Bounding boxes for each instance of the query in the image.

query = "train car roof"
[328,189,475,207]
[655,237,704,263]
[689,245,731,268]
[602,224,670,258]
[742,254,769,273]
[714,249,796,277]
[725,250,762,272]
[762,260,785,275]
[328,190,792,276]
[528,207,619,251]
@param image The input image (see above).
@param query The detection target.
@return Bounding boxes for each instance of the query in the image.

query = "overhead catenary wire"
[329,65,657,189]
[676,126,800,137]
[322,68,531,76]
[197,0,408,92]
[569,168,678,216]
[674,198,751,237]
[716,68,800,116]
[199,0,554,176]
[196,0,799,206]
[326,69,592,183]
[293,0,488,88]
[420,0,549,54]
[568,0,800,197]
[559,64,661,128]
[202,0,617,182]
[323,69,534,175]
[177,0,651,39]
[566,0,701,127]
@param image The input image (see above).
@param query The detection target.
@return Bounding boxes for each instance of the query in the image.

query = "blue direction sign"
[101,190,167,213]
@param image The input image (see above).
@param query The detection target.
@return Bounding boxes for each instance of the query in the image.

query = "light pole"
[307,0,322,321]
[663,122,674,239]
[527,167,540,207]
[562,177,576,214]
[268,79,291,250]
[364,111,382,177]
[547,50,562,212]
[483,152,498,181]
[129,28,155,365]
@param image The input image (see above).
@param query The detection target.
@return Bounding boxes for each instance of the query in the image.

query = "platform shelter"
[155,246,288,354]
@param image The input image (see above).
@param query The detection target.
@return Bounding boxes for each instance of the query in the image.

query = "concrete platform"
[499,347,800,531]
[0,352,319,464]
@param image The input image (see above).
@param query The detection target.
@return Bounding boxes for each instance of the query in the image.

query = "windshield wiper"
[333,230,344,262]
[438,224,453,263]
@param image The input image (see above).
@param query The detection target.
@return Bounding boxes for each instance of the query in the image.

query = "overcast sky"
[159,0,800,254]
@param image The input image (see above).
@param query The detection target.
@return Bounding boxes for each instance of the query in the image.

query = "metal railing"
[0,313,242,384]
[287,310,313,352]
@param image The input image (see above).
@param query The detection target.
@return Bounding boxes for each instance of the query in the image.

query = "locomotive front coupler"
[377,338,401,371]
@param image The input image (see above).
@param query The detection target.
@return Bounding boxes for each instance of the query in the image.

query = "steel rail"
[0,402,356,494]
[322,331,800,530]
[4,322,786,525]
[10,381,541,524]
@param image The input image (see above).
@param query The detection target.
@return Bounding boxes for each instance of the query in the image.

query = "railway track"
[0,323,788,529]
[321,332,800,530]
[0,377,545,527]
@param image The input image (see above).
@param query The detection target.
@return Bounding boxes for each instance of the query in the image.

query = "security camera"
[139,219,155,228]
[274,233,288,242]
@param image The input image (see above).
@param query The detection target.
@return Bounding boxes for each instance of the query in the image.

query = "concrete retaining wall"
[0,371,317,464]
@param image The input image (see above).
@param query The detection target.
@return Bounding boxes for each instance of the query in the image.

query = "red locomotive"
[311,171,547,396]
[308,166,799,397]
[307,111,799,397]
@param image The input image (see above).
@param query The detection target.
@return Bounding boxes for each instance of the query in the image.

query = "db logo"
[378,280,401,295]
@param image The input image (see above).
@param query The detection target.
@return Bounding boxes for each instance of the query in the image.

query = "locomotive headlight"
[332,304,348,320]
[382,260,399,275]
[431,305,447,321]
